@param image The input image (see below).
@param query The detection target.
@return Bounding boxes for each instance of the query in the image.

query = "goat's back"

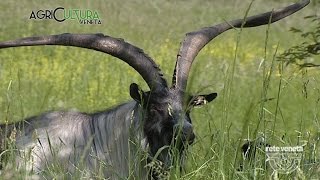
[0,102,144,178]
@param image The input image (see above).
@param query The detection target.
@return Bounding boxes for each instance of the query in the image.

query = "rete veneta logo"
[266,146,303,175]
[29,7,102,25]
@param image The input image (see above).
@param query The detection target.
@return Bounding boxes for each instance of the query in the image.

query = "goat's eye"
[167,104,173,117]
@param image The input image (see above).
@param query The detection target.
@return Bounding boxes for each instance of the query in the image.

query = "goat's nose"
[183,123,195,144]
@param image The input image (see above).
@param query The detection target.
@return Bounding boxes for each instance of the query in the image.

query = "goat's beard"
[147,143,188,180]
[144,123,192,178]
[147,132,190,171]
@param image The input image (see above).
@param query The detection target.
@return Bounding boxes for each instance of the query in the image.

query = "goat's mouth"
[184,132,196,145]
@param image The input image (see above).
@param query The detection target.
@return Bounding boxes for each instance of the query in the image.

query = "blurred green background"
[0,0,319,179]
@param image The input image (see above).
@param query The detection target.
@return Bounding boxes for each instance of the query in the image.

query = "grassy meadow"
[0,0,319,179]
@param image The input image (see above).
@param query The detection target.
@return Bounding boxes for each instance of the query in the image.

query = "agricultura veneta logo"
[29,7,102,25]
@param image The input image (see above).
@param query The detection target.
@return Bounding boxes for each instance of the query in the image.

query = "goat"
[0,0,310,179]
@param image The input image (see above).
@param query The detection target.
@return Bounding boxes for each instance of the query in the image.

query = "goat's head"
[0,0,310,172]
[130,82,217,166]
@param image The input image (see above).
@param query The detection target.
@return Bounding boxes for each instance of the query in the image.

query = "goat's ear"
[130,83,145,104]
[190,93,217,107]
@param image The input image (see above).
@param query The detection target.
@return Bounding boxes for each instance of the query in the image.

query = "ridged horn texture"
[0,33,168,92]
[172,0,310,93]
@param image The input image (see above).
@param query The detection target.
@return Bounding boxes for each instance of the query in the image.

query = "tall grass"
[0,0,319,179]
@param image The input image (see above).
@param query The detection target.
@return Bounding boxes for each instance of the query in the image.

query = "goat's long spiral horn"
[0,33,168,92]
[172,0,310,93]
